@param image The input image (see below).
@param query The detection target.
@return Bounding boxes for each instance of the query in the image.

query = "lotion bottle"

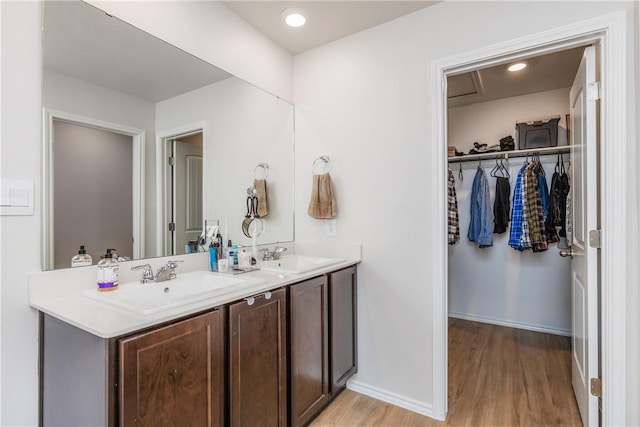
[71,245,92,267]
[97,249,119,292]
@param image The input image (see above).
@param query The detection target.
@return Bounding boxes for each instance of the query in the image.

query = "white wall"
[43,70,158,257]
[293,0,637,421]
[0,2,42,425]
[155,77,295,248]
[86,0,293,102]
[0,1,293,424]
[448,89,572,335]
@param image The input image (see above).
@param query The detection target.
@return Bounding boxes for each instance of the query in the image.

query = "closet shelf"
[448,145,570,163]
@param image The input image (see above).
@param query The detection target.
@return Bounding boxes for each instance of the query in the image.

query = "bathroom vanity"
[31,248,359,427]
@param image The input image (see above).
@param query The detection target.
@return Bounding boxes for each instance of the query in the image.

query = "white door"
[567,45,599,426]
[165,133,203,255]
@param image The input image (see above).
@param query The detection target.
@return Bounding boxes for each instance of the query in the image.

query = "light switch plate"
[0,179,34,216]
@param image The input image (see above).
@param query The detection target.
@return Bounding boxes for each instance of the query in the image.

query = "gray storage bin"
[516,116,561,150]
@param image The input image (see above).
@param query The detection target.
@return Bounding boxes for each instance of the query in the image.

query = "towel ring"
[312,156,331,174]
[253,163,269,179]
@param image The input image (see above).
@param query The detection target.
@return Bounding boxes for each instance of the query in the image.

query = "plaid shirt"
[525,162,548,252]
[509,163,531,251]
[447,169,460,244]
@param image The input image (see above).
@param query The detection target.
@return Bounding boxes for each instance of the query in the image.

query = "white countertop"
[29,242,361,339]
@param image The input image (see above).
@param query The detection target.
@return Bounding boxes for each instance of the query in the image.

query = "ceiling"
[448,47,585,107]
[44,1,584,107]
[43,1,231,103]
[221,1,440,55]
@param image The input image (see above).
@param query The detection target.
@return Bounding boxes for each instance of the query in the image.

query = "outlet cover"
[326,219,336,236]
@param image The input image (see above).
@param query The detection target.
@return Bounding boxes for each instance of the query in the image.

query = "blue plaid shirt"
[509,163,530,251]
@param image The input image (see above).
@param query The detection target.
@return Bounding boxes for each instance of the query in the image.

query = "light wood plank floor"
[311,318,582,426]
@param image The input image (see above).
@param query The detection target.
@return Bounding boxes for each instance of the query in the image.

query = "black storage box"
[516,116,561,150]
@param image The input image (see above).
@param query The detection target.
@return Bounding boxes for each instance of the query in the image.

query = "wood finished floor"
[311,318,582,427]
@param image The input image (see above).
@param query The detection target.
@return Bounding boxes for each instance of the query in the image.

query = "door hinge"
[587,81,601,101]
[168,156,176,166]
[168,222,175,232]
[589,229,602,249]
[590,378,602,397]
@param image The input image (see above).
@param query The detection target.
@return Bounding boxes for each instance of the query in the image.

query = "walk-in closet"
[446,45,591,425]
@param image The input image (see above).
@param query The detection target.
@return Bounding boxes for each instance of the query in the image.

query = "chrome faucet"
[155,260,183,282]
[261,246,287,261]
[131,263,154,284]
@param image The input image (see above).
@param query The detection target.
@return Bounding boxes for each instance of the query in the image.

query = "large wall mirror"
[42,0,295,270]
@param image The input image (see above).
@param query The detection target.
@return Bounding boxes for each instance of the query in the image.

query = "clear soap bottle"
[97,249,119,292]
[71,245,92,267]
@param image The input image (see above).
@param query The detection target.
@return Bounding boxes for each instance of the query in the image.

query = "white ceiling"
[44,1,584,107]
[43,1,231,103]
[221,1,440,55]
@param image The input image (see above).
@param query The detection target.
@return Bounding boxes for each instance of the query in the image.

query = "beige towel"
[307,173,337,219]
[253,179,268,217]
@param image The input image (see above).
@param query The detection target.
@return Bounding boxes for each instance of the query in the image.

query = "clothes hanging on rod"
[493,177,511,234]
[491,157,511,234]
[546,155,571,248]
[447,168,460,245]
[467,166,493,248]
[508,160,553,252]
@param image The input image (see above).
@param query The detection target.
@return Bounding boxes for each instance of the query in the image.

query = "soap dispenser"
[97,249,119,292]
[71,245,92,267]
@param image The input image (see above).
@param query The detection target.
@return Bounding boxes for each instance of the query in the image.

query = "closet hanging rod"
[447,146,570,163]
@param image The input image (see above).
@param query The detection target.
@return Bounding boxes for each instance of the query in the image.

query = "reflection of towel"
[253,179,268,217]
[308,173,337,219]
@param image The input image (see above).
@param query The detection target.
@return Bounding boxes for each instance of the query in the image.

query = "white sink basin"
[83,271,265,314]
[260,255,344,274]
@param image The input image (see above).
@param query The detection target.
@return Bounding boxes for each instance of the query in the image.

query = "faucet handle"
[166,260,184,268]
[131,263,153,283]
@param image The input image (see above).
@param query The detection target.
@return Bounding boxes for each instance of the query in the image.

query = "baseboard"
[448,311,571,337]
[346,379,443,421]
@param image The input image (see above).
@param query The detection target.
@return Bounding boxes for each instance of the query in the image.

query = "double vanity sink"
[83,255,345,315]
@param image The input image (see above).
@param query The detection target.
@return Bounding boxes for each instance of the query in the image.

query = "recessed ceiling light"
[507,62,527,72]
[282,8,306,28]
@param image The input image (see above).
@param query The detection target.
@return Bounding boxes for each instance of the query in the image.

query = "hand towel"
[307,173,337,219]
[253,178,268,218]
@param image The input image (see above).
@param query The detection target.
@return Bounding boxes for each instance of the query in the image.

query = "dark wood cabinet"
[289,276,330,427]
[329,266,358,392]
[41,264,357,427]
[118,309,225,427]
[229,288,288,427]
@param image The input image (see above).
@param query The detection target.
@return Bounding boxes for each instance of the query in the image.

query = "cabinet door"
[119,309,225,427]
[330,266,358,392]
[229,288,287,427]
[290,276,330,427]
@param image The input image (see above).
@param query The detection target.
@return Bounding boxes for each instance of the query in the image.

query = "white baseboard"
[346,378,443,421]
[448,311,571,337]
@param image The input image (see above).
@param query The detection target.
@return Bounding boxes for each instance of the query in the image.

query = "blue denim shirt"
[467,167,493,248]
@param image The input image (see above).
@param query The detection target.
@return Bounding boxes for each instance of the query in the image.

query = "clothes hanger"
[458,161,463,182]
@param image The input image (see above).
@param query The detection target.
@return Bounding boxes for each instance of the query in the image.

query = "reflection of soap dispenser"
[97,249,119,292]
[71,245,92,267]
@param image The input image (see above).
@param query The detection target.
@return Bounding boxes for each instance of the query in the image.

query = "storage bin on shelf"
[516,116,561,150]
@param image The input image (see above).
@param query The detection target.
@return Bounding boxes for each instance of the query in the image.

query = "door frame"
[431,11,629,424]
[42,109,146,269]
[155,122,206,257]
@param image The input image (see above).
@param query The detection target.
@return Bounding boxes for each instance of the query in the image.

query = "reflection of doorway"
[53,120,133,268]
[163,131,203,256]
[43,109,145,270]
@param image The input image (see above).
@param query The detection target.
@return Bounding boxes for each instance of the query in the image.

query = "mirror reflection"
[42,1,294,270]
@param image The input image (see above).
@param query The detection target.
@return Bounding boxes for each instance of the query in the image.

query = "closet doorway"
[445,44,599,426]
